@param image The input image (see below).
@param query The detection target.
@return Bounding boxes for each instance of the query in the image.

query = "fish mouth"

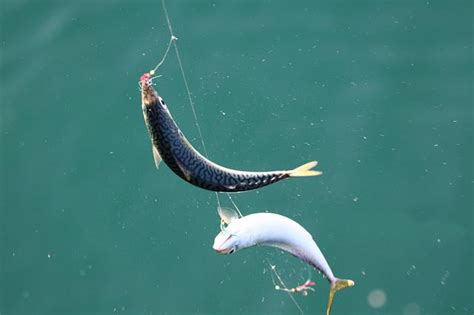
[139,72,152,90]
[213,246,235,255]
[140,76,158,106]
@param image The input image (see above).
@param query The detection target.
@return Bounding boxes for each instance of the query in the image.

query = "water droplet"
[440,270,450,285]
[368,289,387,308]
[407,264,417,276]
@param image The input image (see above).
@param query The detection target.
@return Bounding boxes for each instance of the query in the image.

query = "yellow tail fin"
[289,161,322,177]
[326,278,355,315]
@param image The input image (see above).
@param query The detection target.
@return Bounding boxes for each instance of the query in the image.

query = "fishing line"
[161,0,247,216]
[161,0,208,158]
[266,259,305,315]
[226,193,243,217]
[158,1,304,313]
[150,35,176,75]
[160,0,225,209]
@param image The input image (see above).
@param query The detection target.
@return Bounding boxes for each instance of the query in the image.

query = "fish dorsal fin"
[218,207,240,224]
[152,145,162,169]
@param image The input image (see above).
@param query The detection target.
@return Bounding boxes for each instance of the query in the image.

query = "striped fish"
[140,72,322,192]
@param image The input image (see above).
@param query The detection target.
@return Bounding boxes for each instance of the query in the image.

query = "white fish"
[213,207,354,315]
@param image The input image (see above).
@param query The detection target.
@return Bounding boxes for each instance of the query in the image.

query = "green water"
[1,1,472,314]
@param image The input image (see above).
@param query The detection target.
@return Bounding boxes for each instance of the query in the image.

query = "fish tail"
[289,161,322,177]
[326,278,355,315]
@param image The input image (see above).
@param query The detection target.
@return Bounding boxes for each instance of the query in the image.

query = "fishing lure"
[213,207,354,315]
[140,72,322,192]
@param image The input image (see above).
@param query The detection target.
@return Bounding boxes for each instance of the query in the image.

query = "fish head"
[213,207,242,254]
[213,207,254,255]
[212,227,242,255]
[140,72,156,106]
[139,72,151,88]
[139,70,162,89]
[140,71,164,107]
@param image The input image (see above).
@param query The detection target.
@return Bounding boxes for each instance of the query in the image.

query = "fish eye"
[220,221,229,233]
[159,98,167,108]
[228,245,238,254]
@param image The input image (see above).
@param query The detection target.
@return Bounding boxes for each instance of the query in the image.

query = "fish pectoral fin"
[152,145,162,169]
[289,161,322,177]
[176,161,192,181]
[218,207,240,224]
